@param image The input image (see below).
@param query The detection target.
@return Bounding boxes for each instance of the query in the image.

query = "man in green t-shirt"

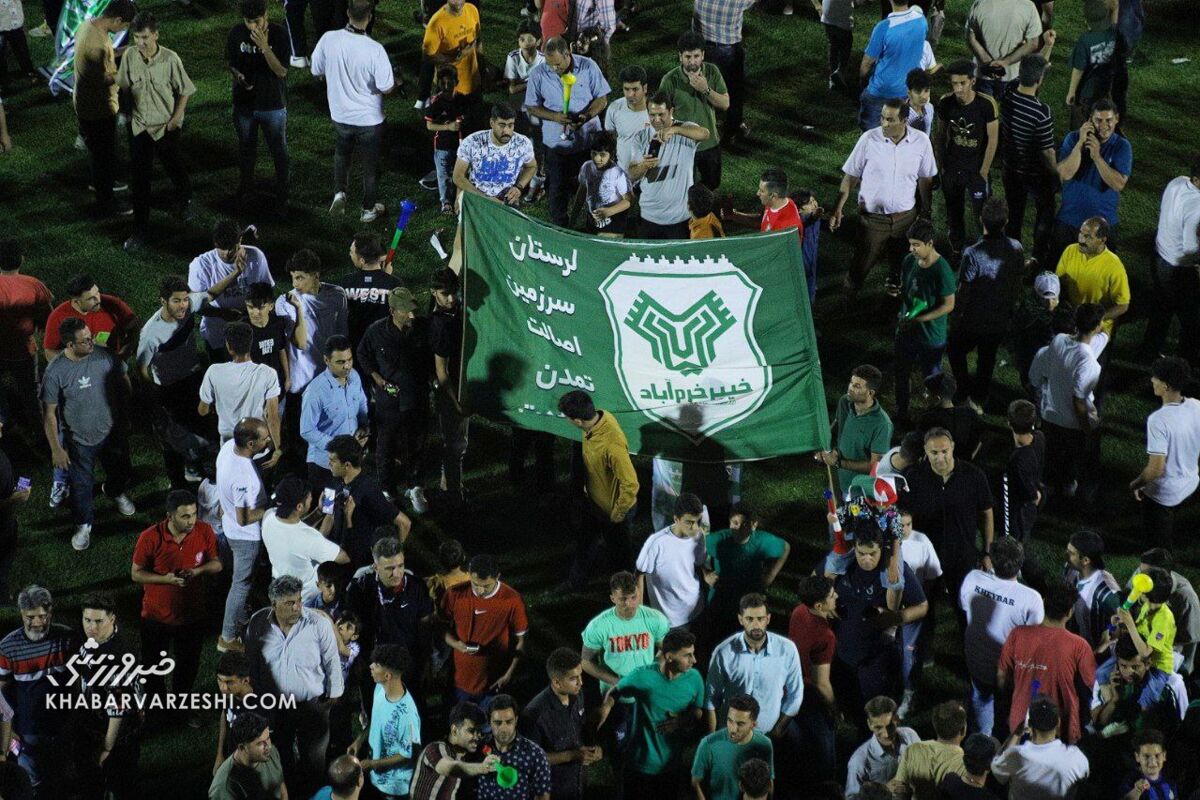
[209,712,287,800]
[691,695,775,800]
[816,364,894,497]
[581,570,671,798]
[889,219,957,422]
[705,503,791,639]
[657,30,730,190]
[599,629,706,796]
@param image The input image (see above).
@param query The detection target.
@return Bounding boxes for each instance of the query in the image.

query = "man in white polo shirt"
[832,96,937,290]
[991,697,1089,799]
[1130,357,1200,550]
[310,0,395,223]
[1143,160,1200,363]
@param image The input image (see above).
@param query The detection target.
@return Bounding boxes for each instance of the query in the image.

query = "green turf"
[1,0,1198,794]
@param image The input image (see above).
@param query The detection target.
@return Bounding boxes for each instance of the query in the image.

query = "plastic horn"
[496,764,519,789]
[904,297,929,320]
[384,199,418,268]
[560,73,577,139]
[1122,573,1154,611]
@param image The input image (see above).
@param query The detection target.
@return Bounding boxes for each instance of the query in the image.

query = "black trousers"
[130,129,191,229]
[832,642,901,734]
[374,403,428,494]
[0,28,35,84]
[153,372,210,489]
[1042,420,1099,496]
[508,428,554,489]
[637,218,690,240]
[947,325,1006,406]
[823,23,853,82]
[1141,495,1179,550]
[694,146,722,190]
[942,167,988,252]
[1002,168,1056,267]
[274,700,331,800]
[79,115,120,207]
[72,725,140,800]
[0,353,40,436]
[704,41,745,133]
[1143,256,1200,365]
[567,502,634,588]
[545,148,589,227]
[140,619,204,700]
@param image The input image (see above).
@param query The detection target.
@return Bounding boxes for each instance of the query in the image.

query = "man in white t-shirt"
[261,475,349,601]
[959,536,1044,737]
[310,0,395,222]
[873,431,923,480]
[991,697,1088,799]
[604,65,651,173]
[187,220,273,356]
[199,322,282,453]
[1131,357,1200,550]
[216,418,272,651]
[635,492,712,628]
[448,102,537,272]
[1028,302,1107,503]
[898,506,942,716]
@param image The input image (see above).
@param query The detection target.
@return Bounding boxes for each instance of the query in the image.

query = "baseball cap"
[387,287,417,312]
[1033,272,1060,299]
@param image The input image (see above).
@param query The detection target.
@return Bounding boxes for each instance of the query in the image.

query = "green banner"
[461,194,831,462]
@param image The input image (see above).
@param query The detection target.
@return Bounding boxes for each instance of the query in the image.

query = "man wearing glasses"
[40,317,136,551]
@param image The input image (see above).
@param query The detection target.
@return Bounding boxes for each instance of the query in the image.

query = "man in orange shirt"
[441,554,529,706]
[0,240,53,440]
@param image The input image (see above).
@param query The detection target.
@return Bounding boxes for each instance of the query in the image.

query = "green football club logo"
[623,291,736,376]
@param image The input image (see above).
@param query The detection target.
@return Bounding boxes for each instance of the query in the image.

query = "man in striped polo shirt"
[1064,529,1120,655]
[0,585,79,795]
[1001,54,1058,269]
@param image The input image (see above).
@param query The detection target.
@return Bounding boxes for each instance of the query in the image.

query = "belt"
[863,209,916,220]
[704,39,744,49]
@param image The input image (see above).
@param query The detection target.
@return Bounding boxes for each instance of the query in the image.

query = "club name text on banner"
[460,194,831,462]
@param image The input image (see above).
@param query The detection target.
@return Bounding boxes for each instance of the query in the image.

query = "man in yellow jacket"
[558,390,640,590]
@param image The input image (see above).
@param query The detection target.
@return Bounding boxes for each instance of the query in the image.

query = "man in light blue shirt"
[300,334,369,493]
[704,593,804,738]
[858,0,927,131]
[523,36,611,227]
[354,644,421,799]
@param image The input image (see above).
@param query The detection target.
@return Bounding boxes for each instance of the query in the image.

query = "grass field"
[1,0,1199,794]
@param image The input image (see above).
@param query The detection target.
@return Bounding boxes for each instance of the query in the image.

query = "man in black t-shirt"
[226,0,291,216]
[519,648,597,800]
[429,268,468,503]
[245,283,300,393]
[325,435,411,568]
[933,60,1000,255]
[331,231,402,354]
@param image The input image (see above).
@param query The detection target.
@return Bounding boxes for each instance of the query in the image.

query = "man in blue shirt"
[705,593,804,739]
[1051,98,1132,266]
[352,644,421,799]
[858,0,927,131]
[523,36,610,227]
[301,334,369,494]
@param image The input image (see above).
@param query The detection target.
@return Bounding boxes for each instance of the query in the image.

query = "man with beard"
[480,696,552,800]
[300,335,369,495]
[0,585,78,795]
[816,364,893,498]
[704,505,790,642]
[410,702,500,798]
[447,103,537,273]
[209,712,288,800]
[658,31,729,190]
[692,694,774,800]
[628,92,710,240]
[520,649,600,800]
[72,593,142,800]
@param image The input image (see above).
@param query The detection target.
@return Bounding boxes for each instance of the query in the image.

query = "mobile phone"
[647,138,662,158]
[16,477,31,492]
[320,487,336,515]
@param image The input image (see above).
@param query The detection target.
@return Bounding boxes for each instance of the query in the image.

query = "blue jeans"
[789,703,837,793]
[970,678,996,736]
[66,432,131,526]
[858,90,886,132]
[433,148,456,206]
[894,332,946,417]
[233,106,289,204]
[1118,0,1144,52]
[901,619,924,690]
[17,733,62,793]
[976,76,1015,100]
[221,538,261,640]
[333,121,383,209]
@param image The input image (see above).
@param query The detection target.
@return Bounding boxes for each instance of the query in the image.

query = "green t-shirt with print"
[581,605,671,698]
[615,664,706,775]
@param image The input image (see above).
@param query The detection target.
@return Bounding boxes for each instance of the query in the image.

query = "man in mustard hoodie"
[559,390,640,590]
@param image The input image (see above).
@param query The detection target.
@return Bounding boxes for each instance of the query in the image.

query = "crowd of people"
[0,0,1198,795]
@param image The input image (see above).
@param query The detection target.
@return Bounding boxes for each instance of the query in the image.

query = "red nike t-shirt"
[761,198,804,241]
[441,581,529,695]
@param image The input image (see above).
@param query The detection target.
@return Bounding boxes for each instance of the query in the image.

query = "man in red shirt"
[43,274,139,362]
[441,554,529,705]
[721,167,805,238]
[0,240,53,438]
[787,574,839,788]
[998,579,1096,743]
[131,489,223,712]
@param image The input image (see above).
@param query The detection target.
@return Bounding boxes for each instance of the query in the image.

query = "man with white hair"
[0,585,79,795]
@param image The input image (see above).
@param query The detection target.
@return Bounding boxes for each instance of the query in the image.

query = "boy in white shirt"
[635,492,712,629]
[992,697,1089,799]
[898,506,941,716]
[960,536,1044,737]
[504,19,546,201]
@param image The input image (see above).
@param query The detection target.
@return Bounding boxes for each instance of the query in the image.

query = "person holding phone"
[628,91,709,240]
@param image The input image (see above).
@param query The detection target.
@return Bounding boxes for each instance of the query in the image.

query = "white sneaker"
[413,99,426,110]
[898,689,916,718]
[329,192,347,215]
[29,21,51,37]
[184,465,203,483]
[114,494,136,516]
[406,486,429,515]
[74,134,87,152]
[72,524,92,551]
[50,481,70,508]
[289,56,310,68]
[360,203,385,223]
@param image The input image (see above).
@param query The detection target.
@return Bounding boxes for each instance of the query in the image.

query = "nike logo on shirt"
[474,609,487,615]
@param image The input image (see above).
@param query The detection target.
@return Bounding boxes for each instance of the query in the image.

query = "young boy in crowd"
[425,65,467,214]
[897,505,941,717]
[329,610,363,755]
[504,19,547,202]
[796,188,823,305]
[905,68,935,135]
[688,184,725,239]
[306,560,349,618]
[1003,399,1045,546]
[1120,729,1176,800]
[214,652,258,769]
[245,282,304,394]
